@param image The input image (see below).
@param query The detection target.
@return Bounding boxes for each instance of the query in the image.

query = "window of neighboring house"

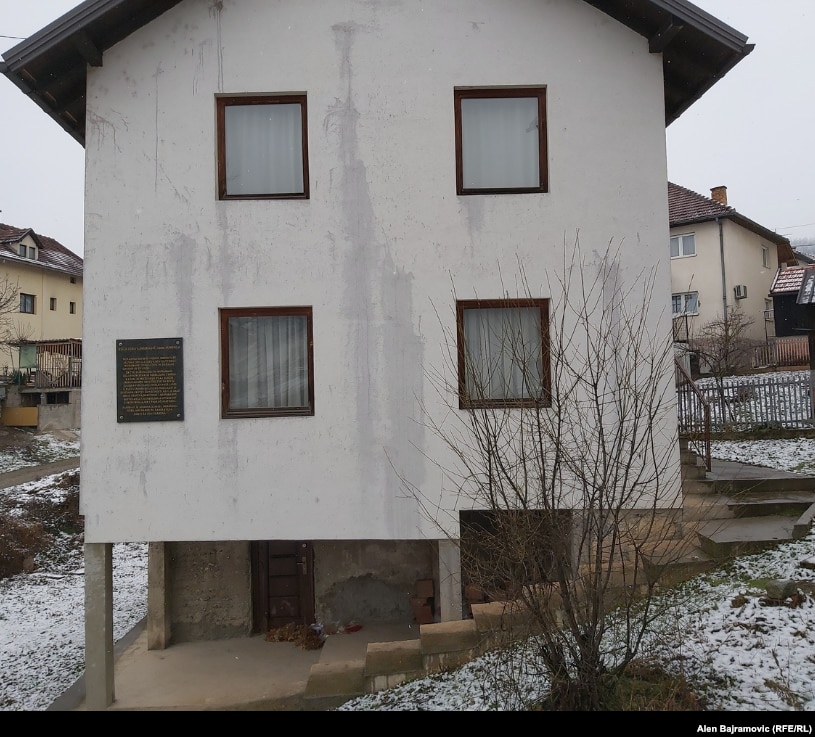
[69,277,76,284]
[50,298,57,311]
[454,87,548,195]
[69,302,76,314]
[216,94,309,200]
[456,299,551,408]
[220,306,314,418]
[28,247,35,260]
[19,294,34,314]
[762,246,770,268]
[672,292,698,315]
[670,233,696,258]
[764,298,774,321]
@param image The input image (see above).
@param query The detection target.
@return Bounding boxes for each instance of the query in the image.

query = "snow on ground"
[0,430,147,712]
[710,437,815,476]
[3,429,815,711]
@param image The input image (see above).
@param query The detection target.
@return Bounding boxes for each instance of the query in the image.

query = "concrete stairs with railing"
[675,438,815,563]
[303,440,815,709]
[639,438,815,588]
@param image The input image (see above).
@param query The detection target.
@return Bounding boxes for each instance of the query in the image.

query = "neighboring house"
[2,0,753,709]
[0,225,83,428]
[769,265,815,337]
[793,248,815,266]
[668,182,796,349]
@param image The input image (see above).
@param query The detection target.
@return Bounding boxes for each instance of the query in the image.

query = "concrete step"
[696,515,798,559]
[709,476,815,495]
[681,464,707,480]
[728,492,815,519]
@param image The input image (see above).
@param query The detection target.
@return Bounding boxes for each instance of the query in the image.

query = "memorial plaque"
[116,338,184,422]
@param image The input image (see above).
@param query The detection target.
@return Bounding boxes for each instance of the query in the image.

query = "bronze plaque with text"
[116,338,184,422]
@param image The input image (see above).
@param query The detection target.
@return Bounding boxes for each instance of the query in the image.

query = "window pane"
[225,103,304,196]
[682,235,695,256]
[460,96,539,190]
[672,295,682,314]
[462,306,542,400]
[228,315,308,410]
[670,237,679,258]
[685,293,698,313]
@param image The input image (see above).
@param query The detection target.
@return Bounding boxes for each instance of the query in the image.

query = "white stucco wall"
[80,0,675,542]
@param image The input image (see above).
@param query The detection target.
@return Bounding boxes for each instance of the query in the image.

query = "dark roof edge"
[0,58,83,145]
[654,0,754,124]
[1,0,122,69]
[672,211,790,246]
[655,0,750,51]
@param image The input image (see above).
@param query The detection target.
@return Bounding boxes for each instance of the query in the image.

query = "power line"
[779,222,815,232]
[0,35,26,40]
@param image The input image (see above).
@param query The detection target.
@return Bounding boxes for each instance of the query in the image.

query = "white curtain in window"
[463,307,542,400]
[225,104,303,195]
[229,315,308,409]
[460,97,539,189]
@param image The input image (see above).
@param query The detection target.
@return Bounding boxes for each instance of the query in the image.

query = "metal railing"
[674,357,711,471]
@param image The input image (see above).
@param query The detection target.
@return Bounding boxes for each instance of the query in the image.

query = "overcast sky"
[0,0,813,258]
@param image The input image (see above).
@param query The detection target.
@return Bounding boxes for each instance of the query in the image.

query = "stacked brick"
[410,579,435,624]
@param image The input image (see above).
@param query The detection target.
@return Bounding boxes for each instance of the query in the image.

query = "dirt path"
[0,457,80,490]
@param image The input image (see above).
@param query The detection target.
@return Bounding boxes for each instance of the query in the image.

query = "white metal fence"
[676,371,813,432]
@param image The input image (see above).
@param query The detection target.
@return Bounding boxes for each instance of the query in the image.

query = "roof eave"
[671,212,791,249]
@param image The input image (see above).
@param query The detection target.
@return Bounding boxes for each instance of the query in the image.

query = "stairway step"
[697,516,796,559]
[728,494,815,519]
[712,477,815,495]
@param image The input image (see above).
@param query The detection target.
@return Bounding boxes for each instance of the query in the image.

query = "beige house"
[0,224,83,427]
[668,182,795,348]
[0,224,83,359]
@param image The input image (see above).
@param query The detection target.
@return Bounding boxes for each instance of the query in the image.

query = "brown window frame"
[454,87,548,196]
[216,94,309,200]
[456,298,551,409]
[219,306,315,419]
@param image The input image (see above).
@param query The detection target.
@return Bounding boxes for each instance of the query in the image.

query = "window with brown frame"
[456,298,550,408]
[454,87,548,195]
[216,94,309,200]
[219,306,314,418]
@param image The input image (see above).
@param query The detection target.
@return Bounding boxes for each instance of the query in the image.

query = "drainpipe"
[717,217,727,321]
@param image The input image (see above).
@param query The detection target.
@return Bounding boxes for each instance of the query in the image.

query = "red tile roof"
[668,182,732,223]
[0,224,83,278]
[668,182,794,262]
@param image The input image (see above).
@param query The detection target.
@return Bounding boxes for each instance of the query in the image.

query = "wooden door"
[251,541,315,632]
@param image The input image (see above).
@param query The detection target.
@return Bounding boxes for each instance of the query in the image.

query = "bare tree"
[398,238,692,709]
[690,306,756,428]
[0,275,33,374]
[691,306,755,379]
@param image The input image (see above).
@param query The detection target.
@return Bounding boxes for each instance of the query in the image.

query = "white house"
[2,0,753,709]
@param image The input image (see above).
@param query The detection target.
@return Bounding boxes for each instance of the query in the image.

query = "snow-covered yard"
[3,423,815,711]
